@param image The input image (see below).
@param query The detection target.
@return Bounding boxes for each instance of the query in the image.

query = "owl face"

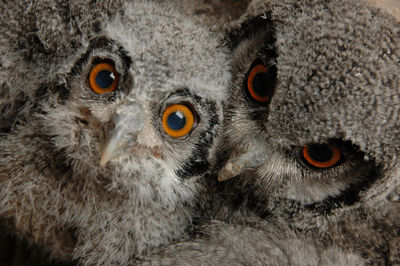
[219,0,399,213]
[221,26,377,206]
[44,1,229,184]
[0,0,230,263]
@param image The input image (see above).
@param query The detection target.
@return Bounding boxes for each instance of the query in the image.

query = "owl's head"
[2,0,230,190]
[0,0,230,261]
[219,0,400,213]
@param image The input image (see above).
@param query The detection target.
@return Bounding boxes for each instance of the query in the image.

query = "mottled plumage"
[142,0,400,264]
[0,0,230,264]
[222,0,400,263]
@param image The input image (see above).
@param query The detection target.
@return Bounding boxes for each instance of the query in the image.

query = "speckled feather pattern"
[1,0,400,265]
[0,0,231,265]
[141,0,400,265]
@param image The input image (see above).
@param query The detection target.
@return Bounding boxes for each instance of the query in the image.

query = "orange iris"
[247,64,270,102]
[302,144,341,168]
[88,62,119,94]
[162,104,195,138]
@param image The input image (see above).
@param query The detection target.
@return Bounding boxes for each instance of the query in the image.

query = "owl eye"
[302,144,341,168]
[162,104,196,138]
[88,62,120,94]
[246,64,272,103]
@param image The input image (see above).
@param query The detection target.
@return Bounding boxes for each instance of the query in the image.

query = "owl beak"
[218,144,265,181]
[100,103,145,167]
[100,126,124,167]
[218,152,248,181]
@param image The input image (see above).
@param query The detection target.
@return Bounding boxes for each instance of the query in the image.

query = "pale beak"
[217,142,266,181]
[100,102,144,167]
[218,151,249,181]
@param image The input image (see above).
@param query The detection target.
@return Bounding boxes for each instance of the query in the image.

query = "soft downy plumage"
[142,0,400,264]
[0,0,231,264]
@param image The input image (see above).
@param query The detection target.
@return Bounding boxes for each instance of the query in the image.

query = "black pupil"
[252,72,271,97]
[167,111,186,130]
[96,70,115,89]
[308,144,333,162]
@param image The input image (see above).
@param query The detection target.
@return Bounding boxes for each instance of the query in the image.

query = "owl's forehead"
[263,0,400,164]
[102,1,229,101]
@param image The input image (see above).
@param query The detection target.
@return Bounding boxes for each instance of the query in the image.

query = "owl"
[0,0,230,265]
[217,0,400,264]
[141,0,400,264]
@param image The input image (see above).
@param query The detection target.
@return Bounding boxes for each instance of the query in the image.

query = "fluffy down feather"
[0,0,231,264]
